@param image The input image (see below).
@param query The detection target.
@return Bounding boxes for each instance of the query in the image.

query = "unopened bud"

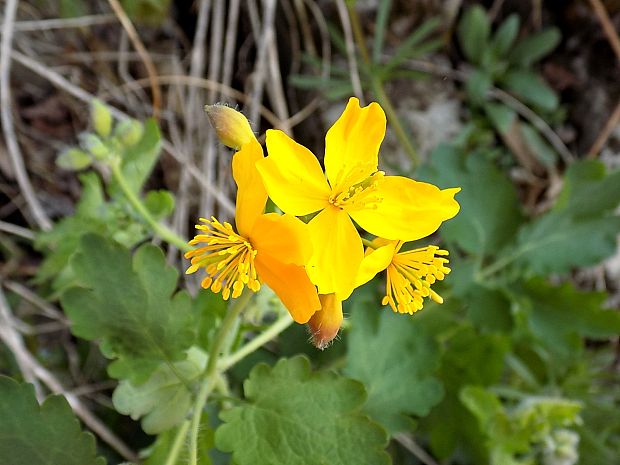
[56,148,92,170]
[115,119,144,147]
[205,104,254,150]
[91,99,112,138]
[307,294,343,350]
[79,133,109,159]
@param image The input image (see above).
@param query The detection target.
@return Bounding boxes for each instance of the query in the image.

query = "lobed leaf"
[215,356,390,465]
[0,376,105,465]
[61,234,195,384]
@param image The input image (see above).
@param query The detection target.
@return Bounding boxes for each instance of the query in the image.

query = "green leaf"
[0,376,105,465]
[466,68,492,105]
[502,70,558,111]
[457,5,490,64]
[384,17,441,69]
[120,118,161,193]
[372,0,392,63]
[484,102,516,134]
[215,356,390,465]
[144,189,175,219]
[56,148,92,170]
[113,347,207,434]
[509,28,561,66]
[418,144,523,257]
[519,279,620,359]
[520,123,557,167]
[511,161,620,274]
[344,289,444,434]
[491,14,520,56]
[466,285,513,332]
[61,235,195,384]
[143,418,215,465]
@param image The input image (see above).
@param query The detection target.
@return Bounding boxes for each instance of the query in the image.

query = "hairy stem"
[188,291,252,465]
[110,161,190,252]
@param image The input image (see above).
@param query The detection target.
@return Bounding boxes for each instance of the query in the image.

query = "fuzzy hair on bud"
[307,294,343,350]
[205,104,254,150]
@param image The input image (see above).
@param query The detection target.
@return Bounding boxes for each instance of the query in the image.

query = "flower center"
[328,170,385,211]
[185,217,261,299]
[382,245,450,314]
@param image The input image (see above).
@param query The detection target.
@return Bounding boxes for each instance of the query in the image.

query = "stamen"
[184,217,261,298]
[328,170,385,211]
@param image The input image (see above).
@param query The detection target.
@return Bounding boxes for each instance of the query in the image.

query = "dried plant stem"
[13,14,117,31]
[347,4,420,167]
[395,434,440,465]
[107,0,162,118]
[587,99,620,158]
[1,0,52,231]
[336,0,365,102]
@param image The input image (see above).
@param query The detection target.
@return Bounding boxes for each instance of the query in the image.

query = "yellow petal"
[349,176,461,241]
[257,129,331,216]
[307,206,363,300]
[249,213,313,266]
[355,240,397,287]
[232,139,268,236]
[307,293,343,349]
[254,252,320,324]
[324,97,386,190]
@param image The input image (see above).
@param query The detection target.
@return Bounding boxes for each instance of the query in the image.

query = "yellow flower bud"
[307,294,343,350]
[205,104,254,150]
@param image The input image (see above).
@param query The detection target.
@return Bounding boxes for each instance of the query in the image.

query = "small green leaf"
[457,6,491,64]
[483,102,517,134]
[509,28,561,66]
[419,144,523,257]
[466,69,492,105]
[344,289,444,433]
[113,347,207,434]
[510,161,620,274]
[119,118,160,193]
[144,190,175,219]
[56,148,92,171]
[491,14,520,56]
[0,376,106,465]
[502,70,558,112]
[520,123,557,167]
[61,235,195,384]
[215,356,390,465]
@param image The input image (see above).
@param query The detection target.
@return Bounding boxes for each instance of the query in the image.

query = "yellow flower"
[256,97,460,300]
[356,239,451,314]
[186,111,321,324]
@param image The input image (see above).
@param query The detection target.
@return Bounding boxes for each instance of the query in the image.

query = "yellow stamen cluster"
[382,245,450,314]
[329,170,385,211]
[184,217,260,300]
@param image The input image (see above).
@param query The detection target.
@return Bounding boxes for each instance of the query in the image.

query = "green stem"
[163,420,190,465]
[346,3,420,168]
[110,161,190,252]
[361,237,375,248]
[218,313,294,372]
[188,291,252,465]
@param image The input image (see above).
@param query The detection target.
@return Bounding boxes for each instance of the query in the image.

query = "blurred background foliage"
[1,1,620,464]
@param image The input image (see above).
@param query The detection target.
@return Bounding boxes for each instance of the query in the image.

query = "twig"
[11,51,235,215]
[587,99,620,158]
[394,433,440,465]
[587,0,620,158]
[336,0,365,102]
[0,0,52,231]
[4,280,67,321]
[107,0,162,119]
[12,14,117,31]
[0,220,35,240]
[589,0,620,61]
[0,285,139,463]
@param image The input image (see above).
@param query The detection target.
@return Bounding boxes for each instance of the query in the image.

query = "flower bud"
[205,104,254,150]
[79,133,109,159]
[56,148,92,170]
[91,99,112,138]
[115,119,144,147]
[307,294,343,350]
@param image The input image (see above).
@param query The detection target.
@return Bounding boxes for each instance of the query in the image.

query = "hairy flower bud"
[307,294,343,350]
[205,104,254,150]
[115,119,144,147]
[91,99,112,138]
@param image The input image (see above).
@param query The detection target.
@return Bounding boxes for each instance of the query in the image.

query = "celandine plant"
[187,97,461,348]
